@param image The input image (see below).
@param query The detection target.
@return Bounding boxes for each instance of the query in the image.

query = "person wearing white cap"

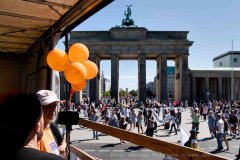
[36,90,67,158]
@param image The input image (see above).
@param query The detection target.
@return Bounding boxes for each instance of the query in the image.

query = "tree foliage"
[130,89,137,97]
[119,89,127,97]
[102,91,110,97]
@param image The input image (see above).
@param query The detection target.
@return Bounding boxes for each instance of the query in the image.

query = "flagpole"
[231,39,234,102]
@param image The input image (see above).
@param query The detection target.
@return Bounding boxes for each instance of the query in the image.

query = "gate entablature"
[70,27,193,60]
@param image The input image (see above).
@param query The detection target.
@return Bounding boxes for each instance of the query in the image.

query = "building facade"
[213,51,240,67]
[190,67,240,102]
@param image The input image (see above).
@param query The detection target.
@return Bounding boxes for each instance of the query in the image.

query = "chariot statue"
[122,5,135,27]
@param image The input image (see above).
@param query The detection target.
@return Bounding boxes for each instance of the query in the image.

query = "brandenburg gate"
[70,27,193,103]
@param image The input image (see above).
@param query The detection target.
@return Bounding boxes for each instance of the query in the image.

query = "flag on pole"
[180,126,189,146]
[152,110,163,126]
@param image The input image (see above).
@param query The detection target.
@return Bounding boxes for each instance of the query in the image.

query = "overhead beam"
[0,11,57,23]
[0,24,49,32]
[23,0,73,9]
[0,41,32,45]
[0,34,38,40]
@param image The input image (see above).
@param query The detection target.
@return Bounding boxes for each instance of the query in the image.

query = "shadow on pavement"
[70,138,93,144]
[198,137,214,142]
[209,150,225,154]
[72,126,87,130]
[100,143,121,148]
[155,134,170,137]
[125,145,144,151]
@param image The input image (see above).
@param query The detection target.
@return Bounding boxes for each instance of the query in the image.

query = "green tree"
[130,89,137,97]
[119,89,126,97]
[103,91,110,97]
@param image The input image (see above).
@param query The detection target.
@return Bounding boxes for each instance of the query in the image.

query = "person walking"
[222,116,229,151]
[145,110,156,137]
[168,110,178,135]
[129,109,137,131]
[119,116,128,144]
[176,108,182,132]
[208,110,216,138]
[191,108,200,131]
[229,110,238,138]
[215,113,224,151]
[136,110,144,134]
[89,110,99,140]
[0,94,63,160]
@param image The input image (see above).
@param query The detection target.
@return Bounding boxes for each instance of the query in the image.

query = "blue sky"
[57,0,240,90]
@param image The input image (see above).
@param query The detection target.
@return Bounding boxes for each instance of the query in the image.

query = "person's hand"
[59,141,67,153]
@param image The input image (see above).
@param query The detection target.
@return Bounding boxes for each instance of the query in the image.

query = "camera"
[58,111,79,126]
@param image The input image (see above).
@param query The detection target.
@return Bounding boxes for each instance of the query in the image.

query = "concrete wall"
[0,53,27,102]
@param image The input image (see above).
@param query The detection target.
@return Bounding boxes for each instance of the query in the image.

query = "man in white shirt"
[216,113,224,151]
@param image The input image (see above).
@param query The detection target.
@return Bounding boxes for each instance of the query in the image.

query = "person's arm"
[58,139,67,153]
[50,122,67,153]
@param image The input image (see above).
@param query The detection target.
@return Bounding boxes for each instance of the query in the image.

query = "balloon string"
[69,88,74,103]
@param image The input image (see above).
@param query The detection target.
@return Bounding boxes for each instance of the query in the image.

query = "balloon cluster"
[47,43,98,92]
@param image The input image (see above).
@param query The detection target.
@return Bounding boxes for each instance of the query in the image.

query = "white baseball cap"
[36,90,60,106]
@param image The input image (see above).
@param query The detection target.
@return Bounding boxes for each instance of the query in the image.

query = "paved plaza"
[69,108,240,160]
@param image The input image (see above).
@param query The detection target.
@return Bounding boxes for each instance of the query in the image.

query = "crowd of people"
[75,97,186,140]
[190,100,240,153]
[75,97,240,157]
[1,90,240,159]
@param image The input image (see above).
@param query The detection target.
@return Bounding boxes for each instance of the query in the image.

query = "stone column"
[156,55,167,101]
[238,78,240,100]
[205,77,209,102]
[233,77,237,100]
[226,78,231,100]
[218,77,222,100]
[138,54,146,103]
[111,54,119,103]
[89,55,101,102]
[181,55,190,100]
[175,55,190,100]
[192,77,196,100]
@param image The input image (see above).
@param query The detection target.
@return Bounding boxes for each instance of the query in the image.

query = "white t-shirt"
[123,108,130,117]
[191,139,199,149]
[216,119,224,133]
[106,109,111,118]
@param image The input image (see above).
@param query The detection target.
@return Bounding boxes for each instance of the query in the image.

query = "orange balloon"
[71,81,86,91]
[68,43,89,63]
[47,49,69,71]
[83,60,98,79]
[64,62,87,84]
